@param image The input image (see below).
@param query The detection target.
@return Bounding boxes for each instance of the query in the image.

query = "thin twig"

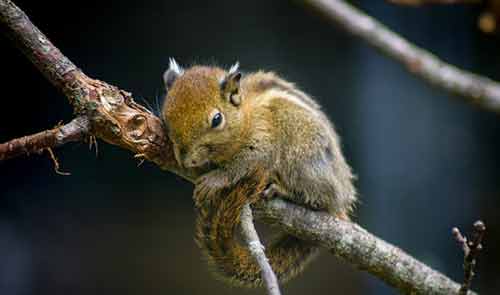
[304,0,500,112]
[240,204,282,295]
[46,147,71,175]
[254,199,478,295]
[88,135,98,157]
[452,221,486,295]
[0,116,89,161]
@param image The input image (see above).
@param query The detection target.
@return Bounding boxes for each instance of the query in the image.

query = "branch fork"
[452,221,486,295]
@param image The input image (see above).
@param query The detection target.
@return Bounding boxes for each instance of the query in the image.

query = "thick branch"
[304,0,500,112]
[0,117,89,161]
[255,199,475,295]
[0,0,78,96]
[0,0,194,180]
[240,204,282,295]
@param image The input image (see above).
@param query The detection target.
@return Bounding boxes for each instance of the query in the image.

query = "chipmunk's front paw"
[193,171,228,207]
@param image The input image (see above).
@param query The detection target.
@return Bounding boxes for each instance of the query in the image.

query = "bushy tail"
[194,171,319,287]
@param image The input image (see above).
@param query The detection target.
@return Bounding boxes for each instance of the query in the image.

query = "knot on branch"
[62,72,174,168]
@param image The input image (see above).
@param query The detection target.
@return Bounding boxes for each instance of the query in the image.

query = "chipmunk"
[161,59,356,287]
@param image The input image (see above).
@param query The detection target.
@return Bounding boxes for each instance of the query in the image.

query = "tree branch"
[0,116,89,161]
[304,0,500,113]
[0,0,195,181]
[0,0,481,294]
[452,221,486,295]
[240,204,282,295]
[254,199,477,295]
[0,0,77,96]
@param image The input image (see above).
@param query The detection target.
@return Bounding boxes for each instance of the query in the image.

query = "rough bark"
[0,117,89,161]
[0,0,193,180]
[255,199,473,295]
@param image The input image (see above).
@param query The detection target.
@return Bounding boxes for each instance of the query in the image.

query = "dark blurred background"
[1,0,500,294]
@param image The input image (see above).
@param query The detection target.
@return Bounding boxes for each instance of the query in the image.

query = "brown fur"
[162,64,356,287]
[194,168,318,287]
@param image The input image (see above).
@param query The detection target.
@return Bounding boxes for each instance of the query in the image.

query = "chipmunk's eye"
[211,112,224,129]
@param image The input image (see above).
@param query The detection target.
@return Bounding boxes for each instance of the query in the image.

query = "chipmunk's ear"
[163,58,184,90]
[220,62,242,106]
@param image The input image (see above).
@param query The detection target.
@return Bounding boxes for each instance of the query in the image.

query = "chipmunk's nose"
[183,151,207,168]
[176,147,200,168]
[184,159,200,168]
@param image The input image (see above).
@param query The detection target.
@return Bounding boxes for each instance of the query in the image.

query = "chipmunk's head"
[162,59,247,169]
